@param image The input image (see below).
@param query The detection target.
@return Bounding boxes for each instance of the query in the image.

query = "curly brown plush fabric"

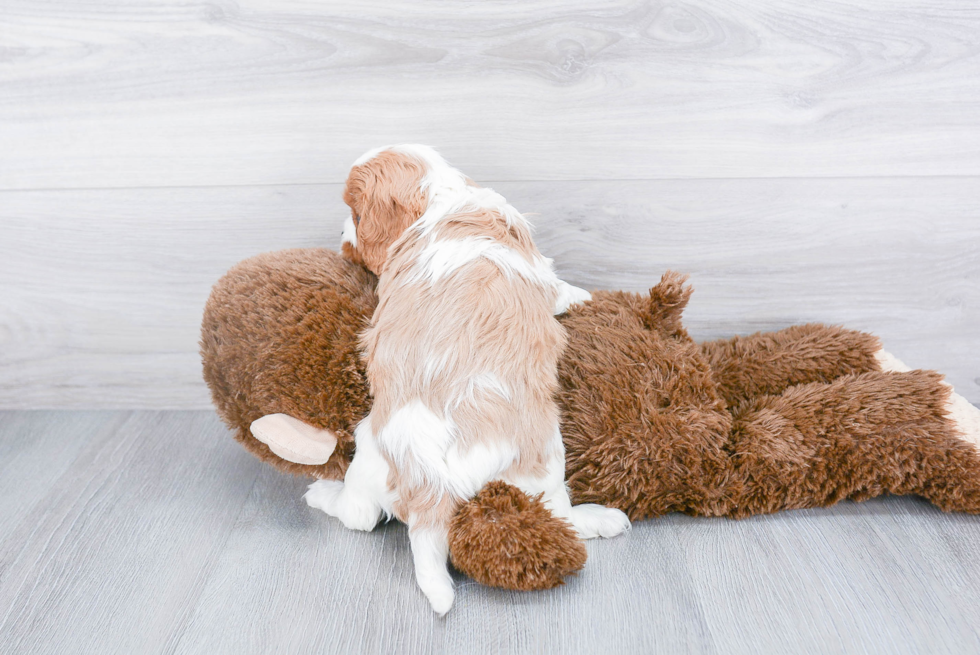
[557,272,980,520]
[201,249,980,591]
[449,481,586,590]
[557,274,736,519]
[724,370,980,517]
[700,324,883,408]
[201,248,378,480]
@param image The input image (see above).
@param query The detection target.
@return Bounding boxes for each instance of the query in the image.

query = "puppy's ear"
[343,151,428,275]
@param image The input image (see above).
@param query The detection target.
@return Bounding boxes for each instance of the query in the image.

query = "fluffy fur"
[201,253,980,595]
[316,145,627,614]
[449,481,587,591]
[558,274,980,519]
[200,248,376,480]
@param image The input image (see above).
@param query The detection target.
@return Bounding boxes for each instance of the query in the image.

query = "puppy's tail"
[448,481,586,590]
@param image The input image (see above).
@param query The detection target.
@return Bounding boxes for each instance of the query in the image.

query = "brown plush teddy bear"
[201,247,980,592]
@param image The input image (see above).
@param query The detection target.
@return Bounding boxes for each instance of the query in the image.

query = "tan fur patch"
[365,253,565,522]
[342,150,429,275]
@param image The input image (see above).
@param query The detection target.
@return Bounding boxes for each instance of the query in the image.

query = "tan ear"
[250,414,338,465]
[344,151,427,274]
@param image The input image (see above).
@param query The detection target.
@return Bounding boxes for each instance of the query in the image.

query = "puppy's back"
[362,210,567,511]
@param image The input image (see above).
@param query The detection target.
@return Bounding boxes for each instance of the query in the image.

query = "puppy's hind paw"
[420,575,455,616]
[304,479,344,516]
[570,504,631,540]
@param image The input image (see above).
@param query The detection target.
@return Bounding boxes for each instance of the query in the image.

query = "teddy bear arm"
[699,324,882,408]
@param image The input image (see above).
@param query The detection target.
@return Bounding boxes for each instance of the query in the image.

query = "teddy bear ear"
[643,270,694,335]
[250,414,338,465]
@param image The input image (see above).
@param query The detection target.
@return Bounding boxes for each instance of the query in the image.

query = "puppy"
[305,145,630,614]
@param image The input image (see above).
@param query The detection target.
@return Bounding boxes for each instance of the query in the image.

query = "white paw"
[304,479,344,515]
[554,282,592,315]
[304,480,380,531]
[570,504,631,539]
[418,573,455,616]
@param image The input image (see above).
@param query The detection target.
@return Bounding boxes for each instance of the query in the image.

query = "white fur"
[376,401,455,490]
[445,441,519,499]
[305,420,394,530]
[408,526,454,616]
[554,281,592,315]
[341,215,357,248]
[460,372,511,405]
[415,185,528,237]
[375,401,519,500]
[947,392,980,451]
[407,237,560,288]
[874,348,912,373]
[351,144,395,167]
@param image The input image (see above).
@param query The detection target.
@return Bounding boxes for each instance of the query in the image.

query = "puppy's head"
[341,145,449,275]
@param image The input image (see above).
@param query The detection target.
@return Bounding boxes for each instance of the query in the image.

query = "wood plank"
[2,177,977,408]
[4,411,980,653]
[677,499,980,653]
[0,411,126,539]
[2,0,979,189]
[172,468,716,655]
[168,467,442,655]
[0,411,262,655]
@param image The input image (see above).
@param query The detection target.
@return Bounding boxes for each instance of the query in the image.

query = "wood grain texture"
[2,177,978,408]
[2,410,980,654]
[0,411,262,655]
[2,0,980,189]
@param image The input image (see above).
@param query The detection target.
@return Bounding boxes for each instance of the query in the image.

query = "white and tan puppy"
[304,145,629,614]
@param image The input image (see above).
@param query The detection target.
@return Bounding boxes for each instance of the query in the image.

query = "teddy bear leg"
[875,349,980,452]
[700,324,882,407]
[726,370,980,517]
[304,418,393,531]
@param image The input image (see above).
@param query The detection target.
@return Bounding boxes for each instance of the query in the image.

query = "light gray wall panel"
[1,0,979,189]
[2,177,977,408]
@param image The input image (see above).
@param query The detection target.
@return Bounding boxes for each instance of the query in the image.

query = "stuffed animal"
[201,247,980,592]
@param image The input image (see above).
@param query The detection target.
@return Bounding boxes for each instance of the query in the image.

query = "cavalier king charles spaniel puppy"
[305,144,630,614]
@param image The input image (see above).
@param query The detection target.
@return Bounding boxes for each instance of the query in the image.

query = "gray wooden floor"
[3,410,980,655]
